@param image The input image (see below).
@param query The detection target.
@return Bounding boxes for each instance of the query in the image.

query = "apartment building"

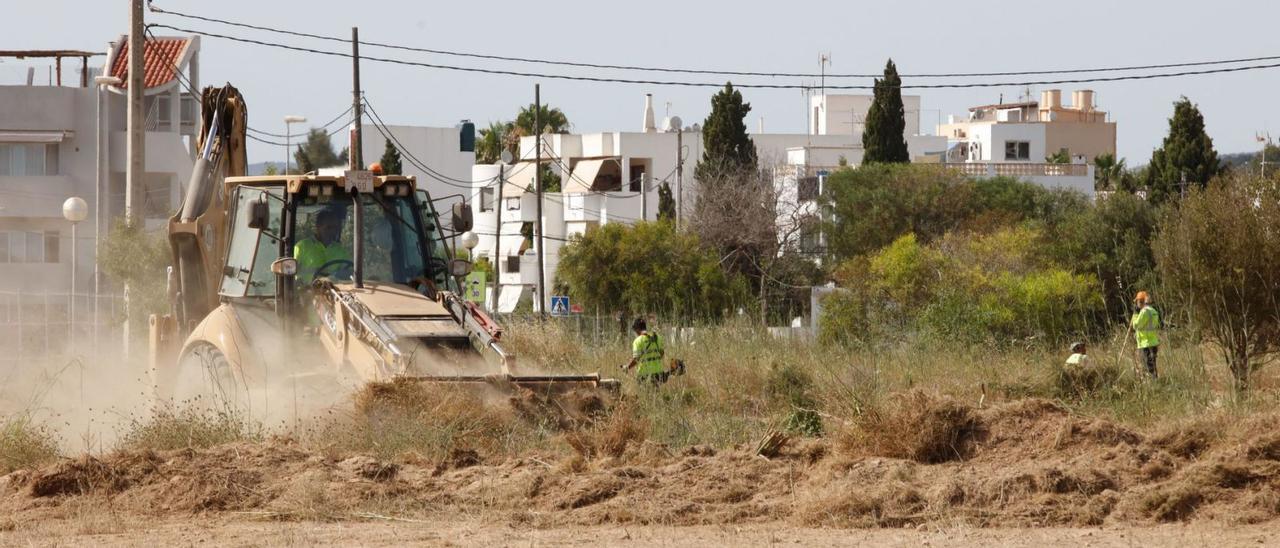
[0,35,200,357]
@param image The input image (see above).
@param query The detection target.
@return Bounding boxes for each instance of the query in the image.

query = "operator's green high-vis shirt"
[1131,305,1160,349]
[295,239,351,278]
[632,332,665,377]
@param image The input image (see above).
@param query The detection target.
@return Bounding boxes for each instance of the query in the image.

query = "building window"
[797,177,820,202]
[505,197,521,211]
[0,143,59,176]
[567,194,585,211]
[156,95,172,126]
[505,255,520,273]
[1004,141,1031,161]
[0,231,58,263]
[181,94,198,125]
[479,187,495,212]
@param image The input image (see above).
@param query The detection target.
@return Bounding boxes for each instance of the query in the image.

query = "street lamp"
[284,115,307,174]
[63,196,88,353]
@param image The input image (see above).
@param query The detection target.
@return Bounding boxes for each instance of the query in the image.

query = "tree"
[293,128,347,173]
[862,59,910,164]
[1046,150,1071,164]
[379,139,403,175]
[821,164,1086,261]
[557,221,748,321]
[513,103,570,136]
[657,182,676,221]
[1144,97,1221,203]
[1153,174,1280,391]
[475,121,513,164]
[1093,153,1126,191]
[262,163,280,176]
[696,82,757,182]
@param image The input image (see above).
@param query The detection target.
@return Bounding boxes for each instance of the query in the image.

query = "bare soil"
[3,396,1280,545]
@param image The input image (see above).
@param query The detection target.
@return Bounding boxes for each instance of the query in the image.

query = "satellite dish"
[499,149,513,165]
[663,116,683,132]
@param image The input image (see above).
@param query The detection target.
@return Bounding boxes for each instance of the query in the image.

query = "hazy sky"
[7,0,1280,165]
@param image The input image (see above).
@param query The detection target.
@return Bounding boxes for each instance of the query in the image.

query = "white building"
[936,89,1116,195]
[0,37,200,357]
[357,124,475,205]
[469,94,948,312]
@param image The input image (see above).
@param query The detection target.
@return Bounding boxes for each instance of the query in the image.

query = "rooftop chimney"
[643,93,656,133]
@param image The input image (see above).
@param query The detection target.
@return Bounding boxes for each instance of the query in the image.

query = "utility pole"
[350,27,363,170]
[126,0,144,224]
[676,126,684,228]
[534,84,546,320]
[493,164,505,313]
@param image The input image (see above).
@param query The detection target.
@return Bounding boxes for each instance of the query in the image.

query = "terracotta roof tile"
[109,37,190,89]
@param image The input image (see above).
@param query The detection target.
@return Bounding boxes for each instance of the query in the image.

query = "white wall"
[360,125,475,206]
[989,124,1048,162]
[810,94,923,136]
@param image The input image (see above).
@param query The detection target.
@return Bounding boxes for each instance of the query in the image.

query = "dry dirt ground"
[4,397,1280,546]
[3,518,1279,547]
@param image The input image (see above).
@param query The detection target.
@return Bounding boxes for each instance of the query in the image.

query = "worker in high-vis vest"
[1066,341,1089,368]
[623,317,668,384]
[1131,291,1161,378]
[295,205,352,281]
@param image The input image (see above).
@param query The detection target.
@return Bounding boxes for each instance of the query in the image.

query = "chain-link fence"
[0,291,123,367]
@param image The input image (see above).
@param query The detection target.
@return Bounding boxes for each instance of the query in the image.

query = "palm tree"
[1094,153,1126,191]
[475,121,513,164]
[513,103,570,136]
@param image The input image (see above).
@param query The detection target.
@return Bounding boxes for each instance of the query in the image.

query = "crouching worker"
[1066,341,1090,368]
[623,318,669,385]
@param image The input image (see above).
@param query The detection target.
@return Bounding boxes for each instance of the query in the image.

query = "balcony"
[948,162,1089,178]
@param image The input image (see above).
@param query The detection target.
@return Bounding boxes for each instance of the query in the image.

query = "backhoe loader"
[149,85,616,414]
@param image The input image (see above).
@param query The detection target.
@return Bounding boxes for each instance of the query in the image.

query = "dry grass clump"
[314,379,538,462]
[0,415,60,474]
[837,391,984,464]
[563,403,648,460]
[117,407,262,452]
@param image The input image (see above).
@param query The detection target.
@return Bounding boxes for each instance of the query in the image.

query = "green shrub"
[0,416,59,473]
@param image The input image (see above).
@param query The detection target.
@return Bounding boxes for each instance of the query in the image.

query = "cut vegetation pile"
[4,392,1280,529]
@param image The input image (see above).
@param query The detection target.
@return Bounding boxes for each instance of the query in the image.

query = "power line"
[245,105,353,139]
[361,95,497,189]
[146,23,1280,90]
[148,3,1280,80]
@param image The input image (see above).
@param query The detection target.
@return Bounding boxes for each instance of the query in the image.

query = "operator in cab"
[295,204,352,281]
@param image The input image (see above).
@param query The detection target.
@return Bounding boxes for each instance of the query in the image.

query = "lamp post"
[284,115,307,174]
[63,197,88,353]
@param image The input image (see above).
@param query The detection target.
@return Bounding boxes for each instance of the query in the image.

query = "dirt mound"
[3,395,1280,529]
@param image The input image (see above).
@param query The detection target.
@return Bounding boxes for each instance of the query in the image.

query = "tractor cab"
[218,172,472,310]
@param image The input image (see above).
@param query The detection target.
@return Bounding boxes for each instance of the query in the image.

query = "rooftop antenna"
[819,53,832,113]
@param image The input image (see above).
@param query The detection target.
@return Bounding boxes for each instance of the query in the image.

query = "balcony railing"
[947,162,1089,177]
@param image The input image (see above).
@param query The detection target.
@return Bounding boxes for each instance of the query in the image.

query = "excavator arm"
[149,84,248,389]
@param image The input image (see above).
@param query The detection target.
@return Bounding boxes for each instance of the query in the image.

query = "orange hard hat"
[368,162,384,175]
[1134,290,1149,303]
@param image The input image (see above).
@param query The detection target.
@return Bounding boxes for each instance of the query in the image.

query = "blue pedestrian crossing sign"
[550,295,570,317]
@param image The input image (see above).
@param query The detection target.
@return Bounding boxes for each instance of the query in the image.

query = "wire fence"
[0,291,124,368]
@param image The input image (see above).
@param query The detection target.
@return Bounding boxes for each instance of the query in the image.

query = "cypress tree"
[862,59,910,164]
[696,82,758,182]
[379,139,403,175]
[1145,97,1221,203]
[657,182,675,221]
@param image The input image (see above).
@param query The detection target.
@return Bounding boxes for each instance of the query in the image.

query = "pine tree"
[696,82,757,182]
[379,139,403,175]
[657,182,675,221]
[862,59,910,164]
[1145,97,1221,203]
[293,128,343,173]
